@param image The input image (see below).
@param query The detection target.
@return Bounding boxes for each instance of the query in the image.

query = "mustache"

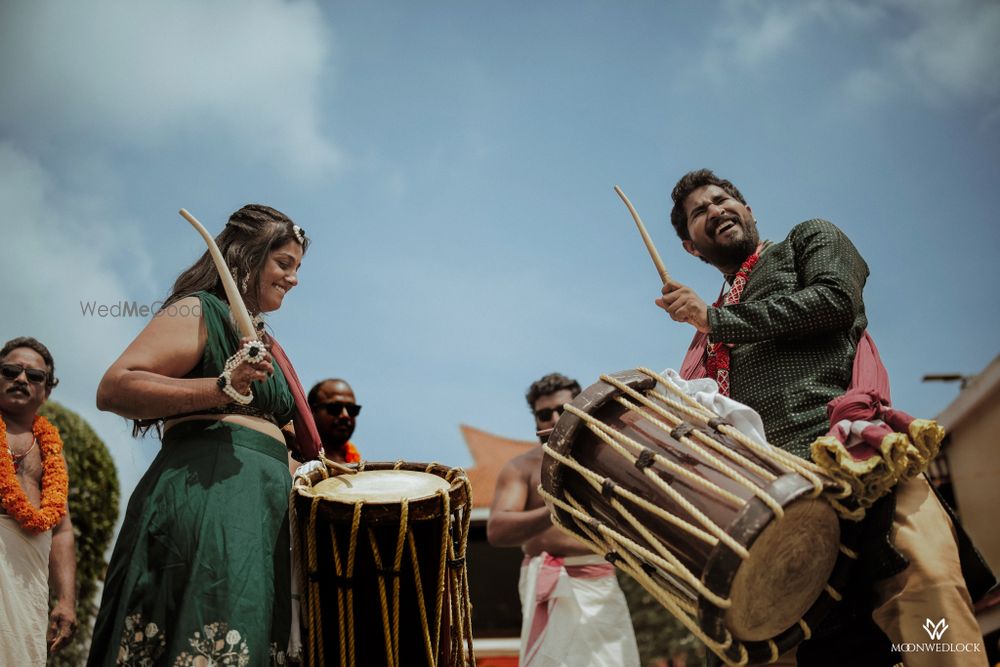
[708,214,739,237]
[5,383,30,396]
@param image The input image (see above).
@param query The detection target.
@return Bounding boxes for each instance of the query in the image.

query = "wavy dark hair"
[525,373,581,410]
[133,205,308,437]
[669,169,747,242]
[165,204,310,313]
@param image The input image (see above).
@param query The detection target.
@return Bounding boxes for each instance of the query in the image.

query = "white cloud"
[702,0,881,77]
[0,0,340,177]
[884,0,1000,105]
[0,142,160,506]
[700,0,1000,112]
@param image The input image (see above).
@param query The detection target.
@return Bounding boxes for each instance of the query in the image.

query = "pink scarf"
[268,337,322,460]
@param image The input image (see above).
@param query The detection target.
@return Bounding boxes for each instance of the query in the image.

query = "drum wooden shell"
[541,370,857,664]
[292,461,474,667]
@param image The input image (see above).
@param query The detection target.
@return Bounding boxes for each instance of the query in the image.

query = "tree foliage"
[41,401,120,667]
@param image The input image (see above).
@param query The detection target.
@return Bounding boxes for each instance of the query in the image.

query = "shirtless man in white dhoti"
[487,372,640,667]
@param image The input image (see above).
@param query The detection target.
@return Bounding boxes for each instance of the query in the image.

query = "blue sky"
[2,0,998,510]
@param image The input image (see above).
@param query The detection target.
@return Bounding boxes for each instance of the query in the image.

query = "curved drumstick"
[179,208,258,340]
[614,185,671,285]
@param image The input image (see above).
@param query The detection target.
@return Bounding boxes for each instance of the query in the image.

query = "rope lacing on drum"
[637,368,852,503]
[600,374,786,519]
[537,467,731,609]
[292,460,475,667]
[563,402,752,560]
[539,485,751,666]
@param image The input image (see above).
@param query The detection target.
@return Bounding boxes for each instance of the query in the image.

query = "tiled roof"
[460,424,536,508]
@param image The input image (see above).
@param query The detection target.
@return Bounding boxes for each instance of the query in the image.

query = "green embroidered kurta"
[706,219,869,459]
[88,292,295,667]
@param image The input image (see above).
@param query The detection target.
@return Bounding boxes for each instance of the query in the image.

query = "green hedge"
[41,402,120,667]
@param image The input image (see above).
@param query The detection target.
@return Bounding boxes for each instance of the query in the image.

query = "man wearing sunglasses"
[0,337,77,664]
[307,378,362,464]
[488,372,639,667]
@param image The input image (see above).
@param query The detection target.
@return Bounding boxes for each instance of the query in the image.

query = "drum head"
[725,495,840,641]
[309,470,451,504]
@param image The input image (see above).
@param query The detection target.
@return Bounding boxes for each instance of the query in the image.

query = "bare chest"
[3,430,43,506]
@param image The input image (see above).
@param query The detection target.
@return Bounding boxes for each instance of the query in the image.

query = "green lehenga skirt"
[88,421,291,666]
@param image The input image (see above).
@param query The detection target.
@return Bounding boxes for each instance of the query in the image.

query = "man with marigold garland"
[307,378,362,464]
[0,336,77,664]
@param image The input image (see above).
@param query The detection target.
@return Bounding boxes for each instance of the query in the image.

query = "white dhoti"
[519,552,640,667]
[0,514,52,666]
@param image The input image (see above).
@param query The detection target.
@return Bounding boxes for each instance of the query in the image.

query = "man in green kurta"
[657,169,990,666]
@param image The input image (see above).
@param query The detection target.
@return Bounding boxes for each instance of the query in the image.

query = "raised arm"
[486,457,553,548]
[709,220,869,343]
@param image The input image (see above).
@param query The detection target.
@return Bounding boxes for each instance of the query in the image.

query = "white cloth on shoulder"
[0,514,52,666]
[518,552,640,667]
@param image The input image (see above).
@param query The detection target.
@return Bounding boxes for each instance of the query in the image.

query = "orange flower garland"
[344,442,361,464]
[0,415,69,533]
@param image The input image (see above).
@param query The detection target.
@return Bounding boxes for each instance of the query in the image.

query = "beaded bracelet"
[216,340,266,406]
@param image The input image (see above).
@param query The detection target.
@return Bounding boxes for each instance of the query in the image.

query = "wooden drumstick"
[614,185,671,285]
[179,208,259,341]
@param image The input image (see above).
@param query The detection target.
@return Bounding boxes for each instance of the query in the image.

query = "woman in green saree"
[88,205,316,666]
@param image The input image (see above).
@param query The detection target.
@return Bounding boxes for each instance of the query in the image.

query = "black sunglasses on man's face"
[0,363,49,385]
[533,405,565,422]
[313,402,362,418]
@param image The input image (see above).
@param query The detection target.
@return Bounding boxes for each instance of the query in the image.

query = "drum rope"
[344,501,363,666]
[295,462,475,667]
[548,490,749,666]
[575,405,744,514]
[542,444,718,546]
[598,376,781,515]
[366,527,395,665]
[610,394,786,518]
[306,497,326,667]
[392,501,410,666]
[559,492,686,606]
[435,486,451,665]
[562,493,697,615]
[456,475,476,664]
[406,529,435,665]
[564,404,751,560]
[632,385,780,483]
[539,484,732,609]
[327,520,348,667]
[432,466,450,663]
[635,368,854,504]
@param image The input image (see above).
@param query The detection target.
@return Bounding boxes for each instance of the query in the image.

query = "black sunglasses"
[533,405,565,422]
[0,363,49,385]
[314,402,362,418]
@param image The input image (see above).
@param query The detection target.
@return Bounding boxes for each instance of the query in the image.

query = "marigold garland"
[0,415,69,533]
[343,442,361,464]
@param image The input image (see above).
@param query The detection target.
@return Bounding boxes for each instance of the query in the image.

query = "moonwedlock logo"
[923,618,948,641]
[891,617,982,654]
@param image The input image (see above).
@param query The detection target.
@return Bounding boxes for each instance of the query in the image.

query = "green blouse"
[184,291,296,426]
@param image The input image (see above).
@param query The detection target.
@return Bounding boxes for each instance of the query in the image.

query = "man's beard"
[695,228,760,270]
